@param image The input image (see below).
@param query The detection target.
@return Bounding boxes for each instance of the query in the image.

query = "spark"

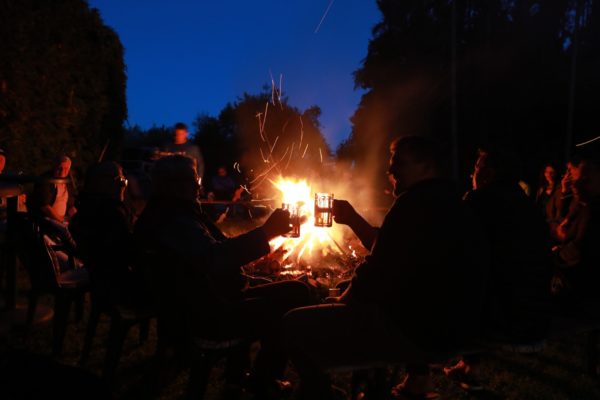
[314,0,335,34]
[259,147,269,163]
[299,116,304,148]
[576,135,600,147]
[302,143,309,159]
[256,112,266,142]
[269,69,276,105]
[285,142,295,170]
[234,162,241,173]
[319,147,323,163]
[240,184,251,195]
[250,147,290,185]
[282,118,291,135]
[261,102,269,135]
[269,136,279,155]
[278,73,284,109]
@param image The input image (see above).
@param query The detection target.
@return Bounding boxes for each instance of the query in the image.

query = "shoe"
[443,360,484,392]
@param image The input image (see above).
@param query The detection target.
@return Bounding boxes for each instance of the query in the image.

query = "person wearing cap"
[27,155,77,224]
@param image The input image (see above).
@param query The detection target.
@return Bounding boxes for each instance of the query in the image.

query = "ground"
[2,214,600,399]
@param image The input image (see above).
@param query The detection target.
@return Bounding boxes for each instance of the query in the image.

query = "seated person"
[446,147,553,388]
[553,159,600,304]
[208,166,246,221]
[26,155,78,270]
[69,161,143,307]
[284,136,490,399]
[133,155,310,396]
[27,155,77,224]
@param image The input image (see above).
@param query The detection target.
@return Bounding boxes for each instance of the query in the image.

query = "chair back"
[14,214,61,292]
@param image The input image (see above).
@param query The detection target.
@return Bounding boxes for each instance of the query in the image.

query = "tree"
[0,0,127,175]
[193,90,331,197]
[344,0,599,196]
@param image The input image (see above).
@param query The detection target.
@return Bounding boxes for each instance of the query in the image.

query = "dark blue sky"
[87,0,381,149]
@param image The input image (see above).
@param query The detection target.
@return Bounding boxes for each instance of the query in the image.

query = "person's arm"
[40,204,63,222]
[162,208,291,276]
[332,199,378,250]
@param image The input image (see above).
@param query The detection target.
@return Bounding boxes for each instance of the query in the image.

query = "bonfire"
[243,176,367,293]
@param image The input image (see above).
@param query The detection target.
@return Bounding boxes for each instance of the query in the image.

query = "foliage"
[343,0,599,194]
[193,90,331,197]
[0,0,127,175]
[123,124,172,149]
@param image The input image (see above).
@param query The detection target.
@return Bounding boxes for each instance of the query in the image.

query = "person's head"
[387,135,443,196]
[540,163,558,188]
[0,149,5,174]
[173,122,189,145]
[472,147,520,190]
[54,155,72,178]
[566,156,582,182]
[151,155,200,201]
[217,166,228,177]
[573,159,600,202]
[83,161,128,201]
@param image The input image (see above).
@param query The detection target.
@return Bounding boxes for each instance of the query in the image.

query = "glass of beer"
[314,193,334,227]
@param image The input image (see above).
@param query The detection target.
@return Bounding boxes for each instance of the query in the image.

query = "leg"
[243,280,311,381]
[284,303,429,400]
[102,316,129,385]
[586,329,599,376]
[80,299,102,366]
[52,292,73,356]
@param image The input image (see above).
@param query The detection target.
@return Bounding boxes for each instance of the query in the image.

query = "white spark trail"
[314,0,335,34]
[576,135,600,147]
[302,143,309,159]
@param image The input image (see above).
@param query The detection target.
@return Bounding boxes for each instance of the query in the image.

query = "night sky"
[87,0,381,149]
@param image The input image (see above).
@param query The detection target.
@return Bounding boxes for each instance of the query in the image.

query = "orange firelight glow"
[269,177,343,267]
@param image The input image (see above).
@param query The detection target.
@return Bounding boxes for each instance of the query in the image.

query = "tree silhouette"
[343,0,599,196]
[0,0,126,174]
[193,90,331,198]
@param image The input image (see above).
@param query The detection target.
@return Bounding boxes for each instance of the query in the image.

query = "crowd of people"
[0,126,599,400]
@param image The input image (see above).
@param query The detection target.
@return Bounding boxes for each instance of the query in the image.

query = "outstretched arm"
[333,199,378,250]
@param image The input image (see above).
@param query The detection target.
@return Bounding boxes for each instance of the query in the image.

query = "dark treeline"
[0,0,126,175]
[2,0,599,196]
[338,0,600,196]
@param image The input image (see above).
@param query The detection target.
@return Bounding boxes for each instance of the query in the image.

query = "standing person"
[284,136,490,400]
[163,122,204,182]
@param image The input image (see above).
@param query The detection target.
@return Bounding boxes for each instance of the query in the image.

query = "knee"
[282,307,308,350]
[284,280,312,306]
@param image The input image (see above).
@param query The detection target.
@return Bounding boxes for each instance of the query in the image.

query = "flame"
[270,177,343,267]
